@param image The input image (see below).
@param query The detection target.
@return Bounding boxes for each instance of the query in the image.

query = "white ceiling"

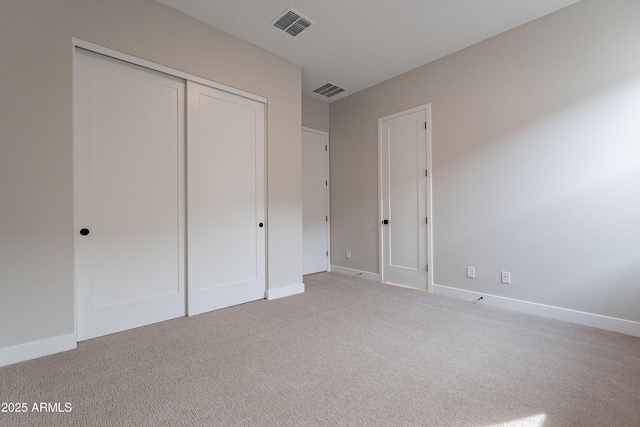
[155,0,581,103]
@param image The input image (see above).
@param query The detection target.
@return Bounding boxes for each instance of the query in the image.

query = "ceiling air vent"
[313,83,346,98]
[272,8,314,37]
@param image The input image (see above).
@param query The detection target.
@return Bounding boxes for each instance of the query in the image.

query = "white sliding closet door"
[74,48,186,341]
[187,81,266,316]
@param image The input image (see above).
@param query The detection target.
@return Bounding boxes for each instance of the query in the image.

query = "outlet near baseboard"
[466,267,475,278]
[501,271,511,284]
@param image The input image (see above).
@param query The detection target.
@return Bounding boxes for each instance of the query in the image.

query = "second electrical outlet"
[466,267,475,278]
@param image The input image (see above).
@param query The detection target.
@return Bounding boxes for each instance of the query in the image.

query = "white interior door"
[187,81,266,316]
[379,106,431,290]
[302,129,329,275]
[74,48,186,341]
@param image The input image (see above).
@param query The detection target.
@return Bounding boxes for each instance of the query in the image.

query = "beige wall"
[0,0,301,354]
[330,0,640,323]
[302,95,330,133]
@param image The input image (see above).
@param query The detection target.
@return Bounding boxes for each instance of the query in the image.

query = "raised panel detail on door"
[74,48,186,341]
[380,106,430,290]
[187,81,265,316]
[302,129,329,275]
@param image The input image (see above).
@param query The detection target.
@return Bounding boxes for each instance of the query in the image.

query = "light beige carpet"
[1,272,639,426]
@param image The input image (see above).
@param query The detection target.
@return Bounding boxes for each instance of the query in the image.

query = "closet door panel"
[74,48,185,341]
[187,81,265,316]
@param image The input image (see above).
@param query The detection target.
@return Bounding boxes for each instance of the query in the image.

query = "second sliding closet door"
[187,81,266,316]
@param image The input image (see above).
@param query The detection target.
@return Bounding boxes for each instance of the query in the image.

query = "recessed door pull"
[79,228,90,236]
[382,219,390,225]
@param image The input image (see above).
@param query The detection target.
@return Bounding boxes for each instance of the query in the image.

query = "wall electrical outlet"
[501,271,511,284]
[466,267,475,278]
[346,250,352,259]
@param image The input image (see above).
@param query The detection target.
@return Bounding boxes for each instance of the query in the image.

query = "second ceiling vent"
[272,8,314,37]
[313,83,346,98]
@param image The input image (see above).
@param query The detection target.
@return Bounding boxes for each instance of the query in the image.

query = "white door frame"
[378,104,433,292]
[302,127,331,274]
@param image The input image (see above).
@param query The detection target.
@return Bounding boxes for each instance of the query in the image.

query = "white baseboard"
[330,265,380,281]
[266,282,305,300]
[433,284,640,337]
[0,333,77,367]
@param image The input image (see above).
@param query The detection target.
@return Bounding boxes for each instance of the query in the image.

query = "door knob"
[382,220,390,225]
[259,223,264,228]
[79,228,90,236]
